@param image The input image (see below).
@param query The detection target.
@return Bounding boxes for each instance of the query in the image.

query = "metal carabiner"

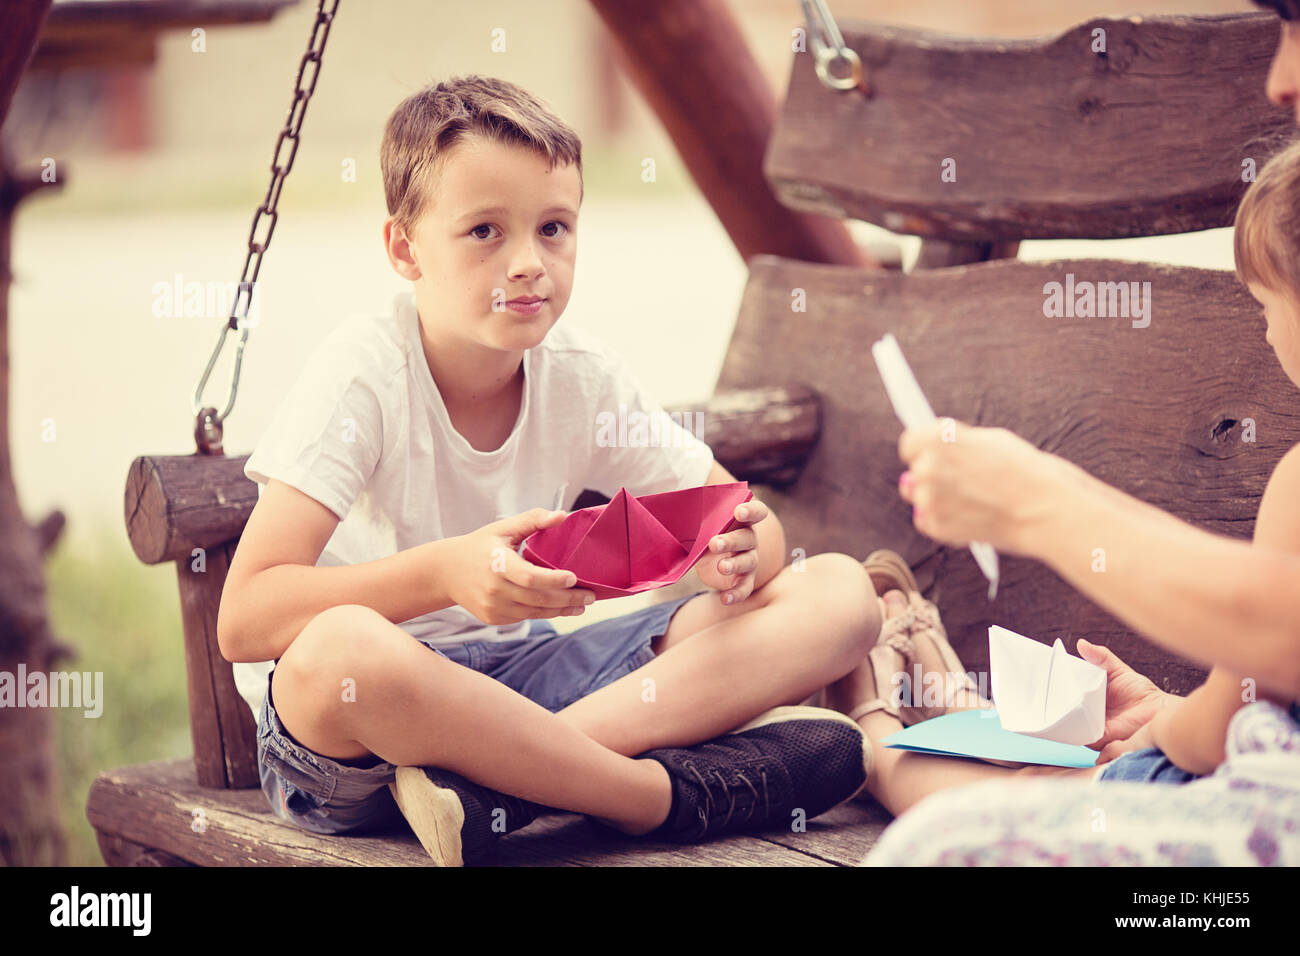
[191,316,251,454]
[800,0,867,93]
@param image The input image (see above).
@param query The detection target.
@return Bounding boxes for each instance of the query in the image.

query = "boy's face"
[386,135,581,355]
[1267,20,1300,126]
[1248,281,1300,388]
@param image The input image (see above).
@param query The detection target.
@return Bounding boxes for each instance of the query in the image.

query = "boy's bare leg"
[555,552,880,755]
[269,604,673,835]
[823,590,1094,817]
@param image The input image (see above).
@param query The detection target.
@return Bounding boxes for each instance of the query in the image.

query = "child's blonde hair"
[381,75,583,235]
[1234,137,1300,303]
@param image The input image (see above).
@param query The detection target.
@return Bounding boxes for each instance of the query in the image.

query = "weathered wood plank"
[88,758,880,866]
[718,255,1300,693]
[173,539,259,789]
[752,794,891,865]
[88,758,437,866]
[767,13,1294,241]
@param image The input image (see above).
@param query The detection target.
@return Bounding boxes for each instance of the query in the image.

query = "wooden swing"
[88,5,1297,866]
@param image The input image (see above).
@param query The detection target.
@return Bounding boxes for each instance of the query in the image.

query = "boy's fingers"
[500,579,594,609]
[717,551,758,576]
[508,600,587,620]
[711,528,757,554]
[500,549,577,590]
[735,499,768,523]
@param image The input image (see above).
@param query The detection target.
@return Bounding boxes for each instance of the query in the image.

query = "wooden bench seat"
[87,758,891,866]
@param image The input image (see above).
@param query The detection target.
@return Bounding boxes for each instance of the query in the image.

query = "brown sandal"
[862,550,994,727]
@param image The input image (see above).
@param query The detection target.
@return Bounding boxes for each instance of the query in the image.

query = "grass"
[45,520,191,866]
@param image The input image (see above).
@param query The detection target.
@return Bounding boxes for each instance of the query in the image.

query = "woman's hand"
[896,420,1075,555]
[695,499,770,606]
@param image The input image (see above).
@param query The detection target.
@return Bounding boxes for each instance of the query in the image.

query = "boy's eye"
[542,221,569,239]
[470,224,498,240]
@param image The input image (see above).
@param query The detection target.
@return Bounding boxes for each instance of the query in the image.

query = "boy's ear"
[383,217,421,281]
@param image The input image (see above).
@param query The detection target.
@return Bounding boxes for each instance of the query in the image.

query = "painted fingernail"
[722,592,733,605]
[720,561,732,573]
[899,471,914,492]
[713,537,724,552]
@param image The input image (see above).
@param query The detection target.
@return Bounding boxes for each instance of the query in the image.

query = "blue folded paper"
[882,708,1100,769]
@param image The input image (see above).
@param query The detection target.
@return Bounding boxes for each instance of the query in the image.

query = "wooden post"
[588,0,875,269]
[0,0,60,867]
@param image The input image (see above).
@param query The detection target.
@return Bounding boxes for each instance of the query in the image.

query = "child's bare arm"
[218,480,460,662]
[900,423,1300,698]
[1148,444,1300,772]
[1148,667,1248,774]
[218,481,593,663]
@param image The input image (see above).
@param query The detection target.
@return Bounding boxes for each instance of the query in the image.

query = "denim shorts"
[256,590,706,836]
[1094,746,1202,785]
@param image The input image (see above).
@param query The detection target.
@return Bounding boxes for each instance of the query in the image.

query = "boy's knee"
[772,552,877,652]
[279,604,399,691]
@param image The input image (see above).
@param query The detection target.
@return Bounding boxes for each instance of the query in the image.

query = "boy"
[217,75,883,865]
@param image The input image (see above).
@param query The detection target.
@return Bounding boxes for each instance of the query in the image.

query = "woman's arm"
[900,424,1300,698]
[1034,458,1300,697]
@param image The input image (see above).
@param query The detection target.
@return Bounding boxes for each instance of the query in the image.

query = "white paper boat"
[988,625,1106,745]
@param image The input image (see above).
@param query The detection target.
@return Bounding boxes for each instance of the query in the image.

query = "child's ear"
[382,217,421,281]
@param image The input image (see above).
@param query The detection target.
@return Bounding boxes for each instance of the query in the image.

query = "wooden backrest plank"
[717,255,1300,692]
[767,13,1294,241]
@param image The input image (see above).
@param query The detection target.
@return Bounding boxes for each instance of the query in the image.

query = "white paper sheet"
[988,624,1106,746]
[870,332,1000,599]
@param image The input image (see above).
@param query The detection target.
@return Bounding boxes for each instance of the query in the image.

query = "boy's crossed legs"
[267,551,879,840]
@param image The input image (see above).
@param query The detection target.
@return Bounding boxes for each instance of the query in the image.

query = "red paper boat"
[521,481,753,599]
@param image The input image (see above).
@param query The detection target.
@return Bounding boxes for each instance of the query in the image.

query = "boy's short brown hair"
[1234,137,1300,303]
[381,75,583,235]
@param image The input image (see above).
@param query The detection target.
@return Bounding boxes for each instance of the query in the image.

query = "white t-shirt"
[232,290,715,721]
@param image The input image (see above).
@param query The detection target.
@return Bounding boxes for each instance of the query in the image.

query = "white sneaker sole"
[390,768,465,866]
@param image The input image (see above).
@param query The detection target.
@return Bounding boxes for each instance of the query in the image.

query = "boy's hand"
[694,499,769,606]
[445,509,595,626]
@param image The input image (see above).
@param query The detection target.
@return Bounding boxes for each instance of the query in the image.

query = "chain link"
[192,0,341,453]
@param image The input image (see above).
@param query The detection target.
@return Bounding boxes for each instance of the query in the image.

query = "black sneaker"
[389,766,545,866]
[641,705,871,843]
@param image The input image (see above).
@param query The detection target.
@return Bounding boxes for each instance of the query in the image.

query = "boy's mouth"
[505,297,547,316]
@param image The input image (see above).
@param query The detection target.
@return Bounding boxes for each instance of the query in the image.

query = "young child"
[821,137,1300,831]
[217,75,885,866]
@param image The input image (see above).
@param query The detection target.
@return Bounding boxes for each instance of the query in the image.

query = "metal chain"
[191,0,341,454]
[799,0,867,94]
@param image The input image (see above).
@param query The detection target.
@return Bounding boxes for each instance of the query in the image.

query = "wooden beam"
[767,13,1295,241]
[588,0,873,268]
[0,0,54,122]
